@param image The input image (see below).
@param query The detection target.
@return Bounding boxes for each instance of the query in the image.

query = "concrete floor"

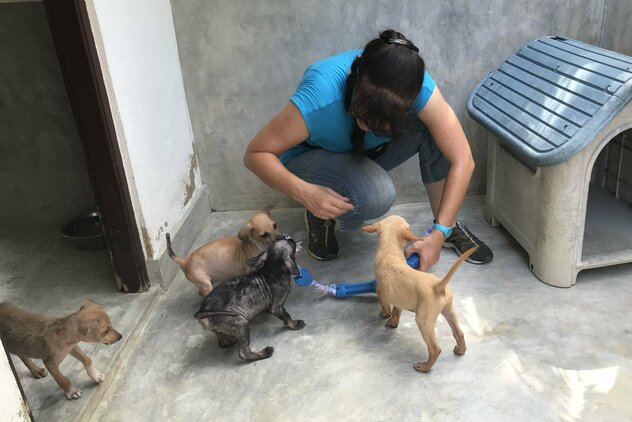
[0,227,159,421]
[3,197,632,421]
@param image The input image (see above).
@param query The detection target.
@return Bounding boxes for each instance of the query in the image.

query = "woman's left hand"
[405,230,444,271]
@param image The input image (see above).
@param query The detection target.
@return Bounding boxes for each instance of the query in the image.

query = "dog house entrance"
[585,130,632,261]
[468,36,632,286]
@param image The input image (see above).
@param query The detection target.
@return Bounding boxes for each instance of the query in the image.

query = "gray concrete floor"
[4,197,632,421]
[0,227,159,421]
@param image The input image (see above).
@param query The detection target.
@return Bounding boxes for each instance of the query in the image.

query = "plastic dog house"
[468,36,632,287]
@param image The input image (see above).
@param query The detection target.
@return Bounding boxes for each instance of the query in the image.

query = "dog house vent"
[467,36,632,287]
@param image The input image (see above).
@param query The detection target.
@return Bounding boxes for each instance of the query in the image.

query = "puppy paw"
[65,385,82,400]
[453,344,467,355]
[379,311,391,319]
[261,346,274,358]
[385,318,399,329]
[32,368,48,379]
[86,366,105,383]
[199,284,213,297]
[287,319,306,330]
[413,362,432,373]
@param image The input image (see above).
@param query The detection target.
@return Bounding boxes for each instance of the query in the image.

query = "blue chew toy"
[294,253,420,299]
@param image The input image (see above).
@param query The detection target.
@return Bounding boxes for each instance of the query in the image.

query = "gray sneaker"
[304,210,340,261]
[443,221,493,264]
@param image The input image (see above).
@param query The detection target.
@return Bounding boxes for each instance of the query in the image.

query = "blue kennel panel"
[467,36,632,167]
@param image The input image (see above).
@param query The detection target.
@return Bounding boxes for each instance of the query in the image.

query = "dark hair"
[344,29,425,153]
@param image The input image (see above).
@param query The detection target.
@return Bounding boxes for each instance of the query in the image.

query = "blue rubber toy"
[295,253,420,298]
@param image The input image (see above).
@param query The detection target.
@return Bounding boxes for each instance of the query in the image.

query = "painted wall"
[86,0,202,259]
[0,2,95,228]
[602,0,632,55]
[170,0,606,211]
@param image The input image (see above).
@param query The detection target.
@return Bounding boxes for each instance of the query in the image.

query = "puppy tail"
[434,246,478,294]
[194,310,237,319]
[166,233,187,267]
[194,310,212,319]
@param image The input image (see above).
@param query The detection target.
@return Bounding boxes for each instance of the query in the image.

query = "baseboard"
[145,185,210,290]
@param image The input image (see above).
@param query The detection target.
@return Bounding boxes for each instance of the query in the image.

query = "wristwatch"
[432,222,453,239]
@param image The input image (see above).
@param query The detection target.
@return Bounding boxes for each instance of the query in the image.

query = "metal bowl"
[61,211,106,251]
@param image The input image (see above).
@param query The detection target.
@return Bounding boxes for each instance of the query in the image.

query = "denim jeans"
[284,120,450,230]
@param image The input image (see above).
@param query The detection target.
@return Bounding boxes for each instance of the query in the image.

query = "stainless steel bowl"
[61,211,106,251]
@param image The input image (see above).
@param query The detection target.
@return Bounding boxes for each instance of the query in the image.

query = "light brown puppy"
[166,206,281,296]
[0,300,122,400]
[361,215,477,373]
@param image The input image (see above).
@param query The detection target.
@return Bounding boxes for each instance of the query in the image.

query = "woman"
[244,29,492,271]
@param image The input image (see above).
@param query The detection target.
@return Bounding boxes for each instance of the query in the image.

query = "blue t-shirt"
[280,49,436,164]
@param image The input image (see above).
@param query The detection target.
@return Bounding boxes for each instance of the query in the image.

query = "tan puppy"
[0,300,122,400]
[166,206,280,296]
[361,215,477,373]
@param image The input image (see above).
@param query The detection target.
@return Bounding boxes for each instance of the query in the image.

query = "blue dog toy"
[294,253,420,298]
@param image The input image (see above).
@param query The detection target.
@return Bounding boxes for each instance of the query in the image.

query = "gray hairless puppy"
[194,235,305,361]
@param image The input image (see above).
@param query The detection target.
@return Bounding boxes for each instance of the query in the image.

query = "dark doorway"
[42,0,149,292]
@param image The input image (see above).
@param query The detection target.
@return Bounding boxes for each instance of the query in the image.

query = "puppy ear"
[238,223,253,241]
[80,299,97,310]
[403,229,422,242]
[246,250,267,270]
[360,223,379,233]
[285,255,300,276]
[262,204,274,216]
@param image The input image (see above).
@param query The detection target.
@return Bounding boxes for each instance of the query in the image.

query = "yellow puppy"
[361,215,477,373]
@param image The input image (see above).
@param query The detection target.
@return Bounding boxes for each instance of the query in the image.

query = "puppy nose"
[116,333,123,341]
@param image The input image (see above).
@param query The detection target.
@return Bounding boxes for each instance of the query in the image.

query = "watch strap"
[433,222,453,238]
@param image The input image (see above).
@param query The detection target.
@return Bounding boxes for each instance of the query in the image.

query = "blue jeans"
[284,120,450,230]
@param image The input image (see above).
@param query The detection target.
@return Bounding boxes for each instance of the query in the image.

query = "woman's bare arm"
[244,102,353,219]
[406,88,475,271]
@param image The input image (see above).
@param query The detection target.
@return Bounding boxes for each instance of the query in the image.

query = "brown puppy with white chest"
[166,206,281,296]
[0,300,122,400]
[361,215,477,373]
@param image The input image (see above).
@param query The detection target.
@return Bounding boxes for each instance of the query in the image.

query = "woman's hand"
[244,102,354,221]
[405,230,444,271]
[299,183,354,220]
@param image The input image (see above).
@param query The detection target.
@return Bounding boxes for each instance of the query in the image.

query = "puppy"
[166,206,280,296]
[0,300,122,399]
[195,235,305,362]
[361,215,477,373]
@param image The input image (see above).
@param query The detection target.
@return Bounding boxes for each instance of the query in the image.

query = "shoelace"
[309,217,333,246]
[323,220,331,246]
[454,222,481,246]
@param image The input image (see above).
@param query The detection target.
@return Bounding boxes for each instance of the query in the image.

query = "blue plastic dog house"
[468,36,632,287]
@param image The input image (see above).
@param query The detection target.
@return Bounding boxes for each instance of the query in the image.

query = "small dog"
[195,235,305,362]
[361,215,477,373]
[0,300,122,399]
[166,206,280,296]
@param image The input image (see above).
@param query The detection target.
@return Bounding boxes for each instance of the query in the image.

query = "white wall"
[85,0,202,259]
[0,345,30,421]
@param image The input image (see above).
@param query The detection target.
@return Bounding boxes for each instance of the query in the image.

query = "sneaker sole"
[306,249,340,261]
[443,243,492,265]
[304,211,340,261]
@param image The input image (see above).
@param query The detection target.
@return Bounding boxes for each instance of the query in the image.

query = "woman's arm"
[418,87,475,227]
[406,87,475,270]
[244,102,353,219]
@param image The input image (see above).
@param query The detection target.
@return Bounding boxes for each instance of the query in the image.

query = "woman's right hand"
[299,183,354,220]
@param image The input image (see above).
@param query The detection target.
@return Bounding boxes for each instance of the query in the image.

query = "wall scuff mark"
[183,151,197,206]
